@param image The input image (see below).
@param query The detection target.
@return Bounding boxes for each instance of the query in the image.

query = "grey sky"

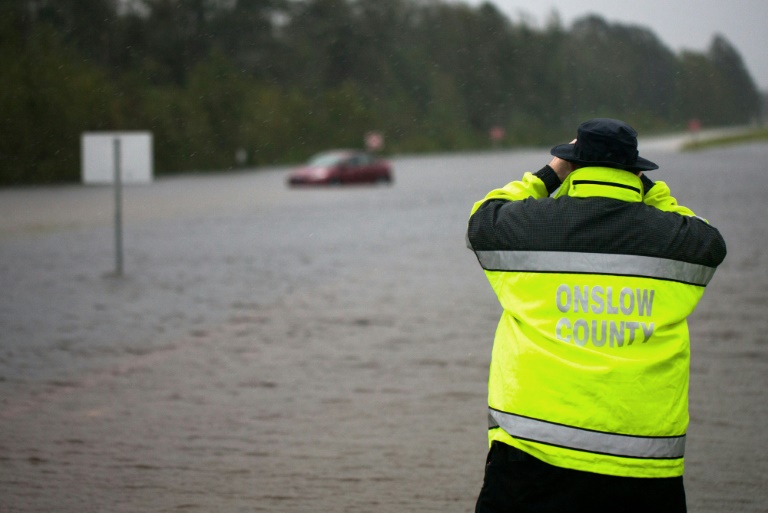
[462,0,768,91]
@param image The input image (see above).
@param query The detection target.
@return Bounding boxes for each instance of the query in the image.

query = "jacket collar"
[554,167,644,202]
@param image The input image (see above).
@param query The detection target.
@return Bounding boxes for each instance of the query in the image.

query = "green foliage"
[0,0,762,184]
[0,22,117,184]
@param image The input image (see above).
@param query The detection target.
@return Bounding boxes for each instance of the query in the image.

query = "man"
[466,118,727,512]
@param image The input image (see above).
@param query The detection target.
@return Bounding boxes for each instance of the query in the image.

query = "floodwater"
[1,141,766,512]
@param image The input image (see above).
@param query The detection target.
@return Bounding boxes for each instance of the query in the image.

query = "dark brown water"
[1,142,766,512]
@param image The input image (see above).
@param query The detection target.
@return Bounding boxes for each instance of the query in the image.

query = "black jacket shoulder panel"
[468,196,726,268]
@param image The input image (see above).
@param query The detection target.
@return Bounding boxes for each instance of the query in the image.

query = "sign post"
[113,137,124,276]
[82,131,153,276]
[688,119,702,144]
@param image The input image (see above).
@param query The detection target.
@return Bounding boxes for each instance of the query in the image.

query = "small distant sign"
[489,126,505,142]
[82,132,153,184]
[687,119,702,133]
[365,131,384,152]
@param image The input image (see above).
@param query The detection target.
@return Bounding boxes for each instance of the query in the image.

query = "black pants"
[476,442,687,513]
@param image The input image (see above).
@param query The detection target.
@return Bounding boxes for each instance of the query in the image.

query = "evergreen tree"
[0,0,762,184]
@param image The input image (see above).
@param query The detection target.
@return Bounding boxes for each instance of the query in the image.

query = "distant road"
[641,124,759,152]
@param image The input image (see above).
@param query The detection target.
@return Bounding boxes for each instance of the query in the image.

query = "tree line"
[0,0,761,185]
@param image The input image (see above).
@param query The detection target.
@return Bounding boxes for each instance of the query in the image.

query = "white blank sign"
[82,132,153,184]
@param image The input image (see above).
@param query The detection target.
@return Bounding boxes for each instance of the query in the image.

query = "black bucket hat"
[550,118,658,172]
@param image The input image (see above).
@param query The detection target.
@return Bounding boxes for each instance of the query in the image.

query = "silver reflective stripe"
[475,250,716,286]
[489,409,686,459]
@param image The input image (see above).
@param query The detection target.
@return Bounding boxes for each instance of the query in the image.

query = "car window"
[353,154,373,166]
[309,153,344,166]
[309,152,374,167]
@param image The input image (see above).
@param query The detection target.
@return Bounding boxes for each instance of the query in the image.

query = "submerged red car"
[287,150,393,186]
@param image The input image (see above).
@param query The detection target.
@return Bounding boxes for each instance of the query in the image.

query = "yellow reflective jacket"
[467,166,727,478]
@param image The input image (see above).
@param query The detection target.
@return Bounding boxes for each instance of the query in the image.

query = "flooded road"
[1,143,767,512]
